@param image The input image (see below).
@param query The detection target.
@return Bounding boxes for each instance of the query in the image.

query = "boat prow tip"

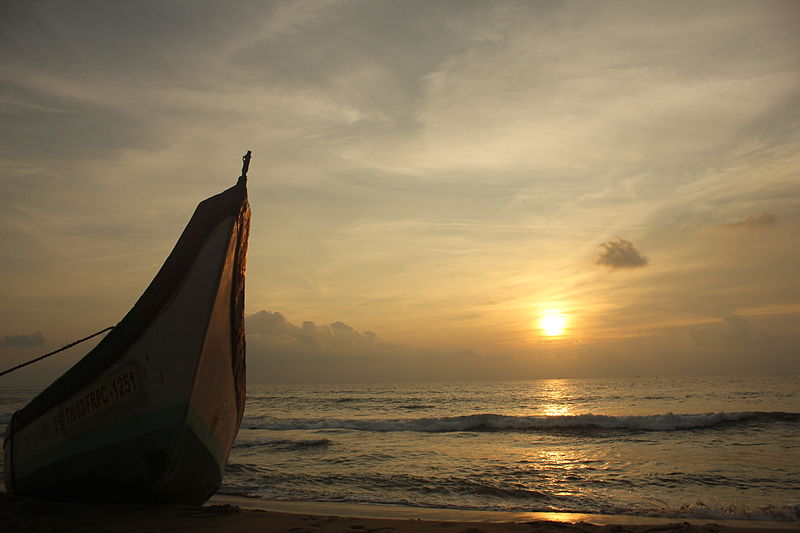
[238,150,252,185]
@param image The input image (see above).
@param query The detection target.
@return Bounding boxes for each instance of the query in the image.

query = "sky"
[1,0,799,385]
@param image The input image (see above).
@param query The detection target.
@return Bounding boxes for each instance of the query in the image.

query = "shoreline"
[2,493,797,533]
[208,495,800,530]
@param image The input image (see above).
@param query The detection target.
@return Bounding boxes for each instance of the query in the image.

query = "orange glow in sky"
[1,2,799,385]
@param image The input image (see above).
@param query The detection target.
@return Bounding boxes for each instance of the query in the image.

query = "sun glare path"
[539,312,568,336]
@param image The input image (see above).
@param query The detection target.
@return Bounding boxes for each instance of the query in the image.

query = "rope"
[0,326,114,377]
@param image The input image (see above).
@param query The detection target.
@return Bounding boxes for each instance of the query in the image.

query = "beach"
[1,493,797,533]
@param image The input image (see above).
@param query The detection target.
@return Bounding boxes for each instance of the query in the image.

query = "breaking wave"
[245,411,799,434]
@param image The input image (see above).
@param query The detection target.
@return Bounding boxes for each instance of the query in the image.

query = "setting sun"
[540,312,568,336]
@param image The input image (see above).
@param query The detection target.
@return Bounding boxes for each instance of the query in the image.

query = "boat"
[3,152,252,504]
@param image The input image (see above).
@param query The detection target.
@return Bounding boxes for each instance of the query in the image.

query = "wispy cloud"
[1,1,799,383]
[725,212,778,229]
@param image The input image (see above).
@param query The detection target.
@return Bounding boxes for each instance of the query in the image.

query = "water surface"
[2,375,798,522]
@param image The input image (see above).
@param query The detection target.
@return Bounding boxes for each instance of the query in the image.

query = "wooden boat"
[3,152,252,504]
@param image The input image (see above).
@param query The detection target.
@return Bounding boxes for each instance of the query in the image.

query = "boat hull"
[8,404,216,503]
[4,181,250,504]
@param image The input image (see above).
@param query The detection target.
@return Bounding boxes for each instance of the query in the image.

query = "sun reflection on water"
[540,379,574,417]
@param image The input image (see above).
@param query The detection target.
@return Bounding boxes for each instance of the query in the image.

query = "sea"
[1,374,798,523]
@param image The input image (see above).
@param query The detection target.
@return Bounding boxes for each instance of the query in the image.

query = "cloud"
[1,331,45,347]
[245,310,511,384]
[1,2,799,384]
[247,310,295,336]
[242,310,800,384]
[725,212,778,229]
[686,315,779,347]
[595,237,649,270]
[247,310,379,352]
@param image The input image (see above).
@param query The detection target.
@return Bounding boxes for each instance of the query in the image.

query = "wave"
[219,461,800,522]
[244,411,799,434]
[218,467,800,522]
[221,467,553,502]
[234,438,332,451]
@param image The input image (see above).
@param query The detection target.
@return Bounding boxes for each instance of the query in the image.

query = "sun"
[539,311,568,336]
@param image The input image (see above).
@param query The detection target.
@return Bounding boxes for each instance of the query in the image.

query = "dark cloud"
[725,212,778,229]
[687,315,779,347]
[247,311,379,351]
[247,310,294,336]
[245,310,506,384]
[595,237,649,270]
[1,331,45,347]
[679,314,800,374]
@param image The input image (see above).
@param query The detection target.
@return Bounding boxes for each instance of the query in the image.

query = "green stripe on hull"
[150,416,225,503]
[13,404,226,504]
[185,405,227,469]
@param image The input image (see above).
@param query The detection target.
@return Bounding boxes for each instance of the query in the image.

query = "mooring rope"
[0,326,115,377]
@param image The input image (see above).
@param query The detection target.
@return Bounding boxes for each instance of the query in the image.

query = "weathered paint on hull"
[4,181,249,503]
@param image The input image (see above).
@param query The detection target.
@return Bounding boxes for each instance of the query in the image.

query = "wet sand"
[2,494,797,533]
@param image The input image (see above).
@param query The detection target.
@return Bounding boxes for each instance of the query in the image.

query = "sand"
[0,494,795,533]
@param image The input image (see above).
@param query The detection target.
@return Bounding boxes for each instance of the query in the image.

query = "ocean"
[1,375,798,523]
